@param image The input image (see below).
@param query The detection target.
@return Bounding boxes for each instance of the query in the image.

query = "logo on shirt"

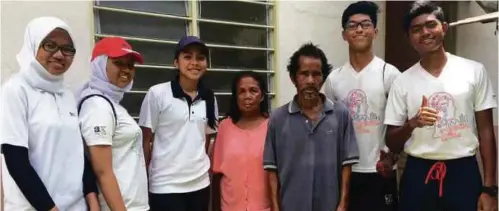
[93,126,107,136]
[427,92,470,141]
[384,194,394,205]
[344,89,382,133]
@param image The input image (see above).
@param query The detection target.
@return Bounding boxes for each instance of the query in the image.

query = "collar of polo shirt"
[288,94,335,114]
[170,75,211,102]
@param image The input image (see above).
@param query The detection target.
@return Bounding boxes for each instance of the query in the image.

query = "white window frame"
[92,0,278,119]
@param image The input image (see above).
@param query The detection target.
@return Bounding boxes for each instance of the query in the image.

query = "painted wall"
[455,1,498,125]
[1,0,94,91]
[454,1,499,181]
[274,1,386,105]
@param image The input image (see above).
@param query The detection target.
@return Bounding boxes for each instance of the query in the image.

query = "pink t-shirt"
[212,118,271,211]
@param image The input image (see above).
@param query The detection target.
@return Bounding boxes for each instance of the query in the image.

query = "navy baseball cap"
[174,36,209,59]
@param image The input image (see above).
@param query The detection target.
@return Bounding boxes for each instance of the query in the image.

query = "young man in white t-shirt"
[324,2,400,210]
[384,1,498,210]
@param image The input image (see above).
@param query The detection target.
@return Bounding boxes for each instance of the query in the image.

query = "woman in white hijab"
[77,37,149,211]
[1,17,99,211]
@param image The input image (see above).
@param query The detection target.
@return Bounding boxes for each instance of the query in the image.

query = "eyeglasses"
[346,20,374,30]
[41,40,76,56]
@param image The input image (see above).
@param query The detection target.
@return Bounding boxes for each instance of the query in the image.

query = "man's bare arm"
[386,98,438,153]
[268,171,280,211]
[476,109,497,186]
[338,165,352,209]
[385,123,415,153]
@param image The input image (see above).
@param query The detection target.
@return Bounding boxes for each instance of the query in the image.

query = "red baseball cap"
[92,37,144,64]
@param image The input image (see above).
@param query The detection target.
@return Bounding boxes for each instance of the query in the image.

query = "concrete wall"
[274,1,386,105]
[455,1,498,125]
[1,0,94,91]
[454,1,499,182]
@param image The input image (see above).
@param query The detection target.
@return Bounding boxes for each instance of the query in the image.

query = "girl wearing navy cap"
[138,36,218,211]
[77,37,149,211]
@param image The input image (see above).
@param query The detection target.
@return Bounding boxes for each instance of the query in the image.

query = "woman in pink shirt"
[212,71,271,211]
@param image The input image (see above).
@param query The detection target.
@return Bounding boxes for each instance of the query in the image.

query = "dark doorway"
[385,1,419,72]
[384,1,457,72]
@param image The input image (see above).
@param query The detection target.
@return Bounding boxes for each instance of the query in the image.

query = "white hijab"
[17,17,73,94]
[77,55,133,105]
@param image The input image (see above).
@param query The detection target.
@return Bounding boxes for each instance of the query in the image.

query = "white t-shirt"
[1,75,87,211]
[324,56,401,173]
[138,81,218,194]
[79,92,149,211]
[384,53,497,160]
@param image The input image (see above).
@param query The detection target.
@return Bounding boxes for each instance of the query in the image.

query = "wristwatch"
[482,186,498,197]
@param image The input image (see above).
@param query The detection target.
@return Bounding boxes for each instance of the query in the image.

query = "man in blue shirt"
[263,43,359,211]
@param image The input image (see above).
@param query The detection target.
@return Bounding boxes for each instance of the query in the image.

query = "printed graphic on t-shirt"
[385,194,394,205]
[427,92,470,141]
[94,126,107,136]
[344,89,382,133]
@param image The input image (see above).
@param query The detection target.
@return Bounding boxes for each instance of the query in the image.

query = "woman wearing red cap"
[138,36,218,211]
[77,37,149,211]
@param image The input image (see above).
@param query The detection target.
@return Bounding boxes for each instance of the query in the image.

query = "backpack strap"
[78,94,117,156]
[78,94,118,129]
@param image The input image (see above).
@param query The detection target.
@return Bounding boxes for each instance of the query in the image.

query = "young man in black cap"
[139,36,218,211]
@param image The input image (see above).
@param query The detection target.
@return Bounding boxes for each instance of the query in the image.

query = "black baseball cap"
[174,36,209,59]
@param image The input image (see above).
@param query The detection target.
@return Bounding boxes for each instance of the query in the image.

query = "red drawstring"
[425,161,447,197]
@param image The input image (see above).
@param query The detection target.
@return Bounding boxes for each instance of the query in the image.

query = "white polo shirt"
[1,75,87,211]
[324,56,401,173]
[138,80,218,194]
[79,90,149,211]
[384,53,497,160]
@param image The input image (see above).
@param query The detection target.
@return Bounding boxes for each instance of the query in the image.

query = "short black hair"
[286,43,333,81]
[226,71,269,124]
[403,0,445,33]
[342,1,380,29]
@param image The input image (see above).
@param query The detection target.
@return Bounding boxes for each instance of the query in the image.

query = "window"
[93,0,276,120]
